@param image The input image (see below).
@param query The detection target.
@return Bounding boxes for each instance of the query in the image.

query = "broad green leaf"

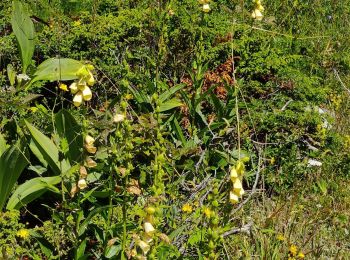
[0,139,29,211]
[159,99,182,112]
[30,58,85,84]
[6,176,61,210]
[75,239,87,260]
[55,109,83,163]
[11,1,35,73]
[25,120,70,175]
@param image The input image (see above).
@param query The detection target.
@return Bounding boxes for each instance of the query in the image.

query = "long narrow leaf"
[0,139,29,210]
[6,176,61,210]
[11,1,35,73]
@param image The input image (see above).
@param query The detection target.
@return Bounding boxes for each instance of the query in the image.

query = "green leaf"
[78,205,112,236]
[159,84,185,102]
[0,133,8,156]
[159,99,182,112]
[172,117,186,146]
[11,1,35,73]
[75,239,87,260]
[0,139,29,211]
[55,109,83,163]
[104,245,121,259]
[6,176,61,210]
[26,120,70,175]
[30,58,85,85]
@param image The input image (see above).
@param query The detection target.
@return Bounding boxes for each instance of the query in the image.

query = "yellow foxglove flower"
[59,83,68,91]
[143,222,155,235]
[77,66,89,77]
[79,166,88,178]
[85,145,97,154]
[87,71,95,86]
[252,9,263,20]
[202,4,211,12]
[70,184,78,197]
[69,82,79,94]
[230,168,238,180]
[113,114,125,123]
[85,135,95,146]
[257,3,264,12]
[77,179,87,190]
[233,178,243,194]
[73,91,83,107]
[137,240,150,254]
[82,86,92,101]
[86,156,97,168]
[17,229,30,239]
[229,191,239,204]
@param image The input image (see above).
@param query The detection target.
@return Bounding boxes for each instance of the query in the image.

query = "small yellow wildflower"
[297,252,305,259]
[289,245,298,256]
[73,20,81,27]
[276,233,285,241]
[17,228,30,239]
[203,207,212,218]
[182,203,193,213]
[59,83,68,92]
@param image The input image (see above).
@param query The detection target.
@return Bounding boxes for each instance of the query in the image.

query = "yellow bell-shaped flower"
[202,4,211,12]
[73,91,83,107]
[77,179,87,190]
[230,168,238,180]
[69,82,79,94]
[87,71,95,86]
[82,85,92,101]
[137,240,150,254]
[143,222,156,235]
[252,9,263,20]
[232,178,243,194]
[229,191,239,204]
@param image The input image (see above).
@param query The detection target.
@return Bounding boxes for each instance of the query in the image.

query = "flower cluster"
[68,65,95,107]
[288,244,305,259]
[229,161,245,204]
[251,0,264,21]
[70,135,98,197]
[199,0,211,13]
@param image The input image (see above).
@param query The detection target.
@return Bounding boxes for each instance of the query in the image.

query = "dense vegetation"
[1,0,350,259]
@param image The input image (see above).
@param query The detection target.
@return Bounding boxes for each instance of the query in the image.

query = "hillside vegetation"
[0,0,350,259]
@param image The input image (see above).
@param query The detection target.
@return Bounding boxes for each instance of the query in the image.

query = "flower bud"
[87,71,95,86]
[145,207,156,215]
[59,83,68,91]
[79,166,88,178]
